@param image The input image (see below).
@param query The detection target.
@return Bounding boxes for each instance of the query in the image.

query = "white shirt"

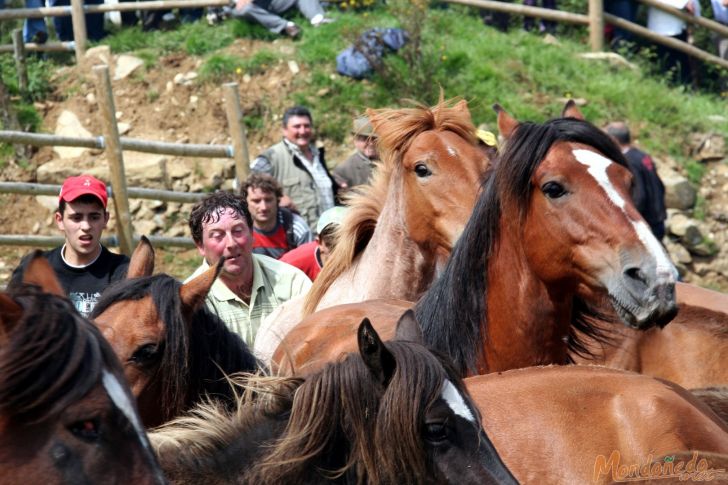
[648,0,691,36]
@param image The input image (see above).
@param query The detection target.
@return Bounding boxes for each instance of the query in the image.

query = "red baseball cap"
[59,175,108,208]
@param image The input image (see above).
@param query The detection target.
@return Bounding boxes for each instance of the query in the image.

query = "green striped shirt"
[185,254,312,348]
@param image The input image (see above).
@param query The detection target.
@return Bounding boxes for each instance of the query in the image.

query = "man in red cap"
[11,175,129,316]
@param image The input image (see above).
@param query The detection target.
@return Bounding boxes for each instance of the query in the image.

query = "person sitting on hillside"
[230,0,334,38]
[280,206,346,281]
[605,121,667,240]
[242,173,313,259]
[333,116,380,191]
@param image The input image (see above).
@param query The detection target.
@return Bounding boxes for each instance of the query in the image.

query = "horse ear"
[127,235,155,278]
[493,103,518,140]
[22,251,65,297]
[453,98,468,113]
[358,318,396,387]
[0,293,23,345]
[179,258,221,312]
[562,100,584,120]
[394,309,423,344]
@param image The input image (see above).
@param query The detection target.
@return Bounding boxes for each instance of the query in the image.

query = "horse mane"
[415,116,628,376]
[0,285,118,424]
[92,274,261,423]
[151,341,472,485]
[302,98,478,316]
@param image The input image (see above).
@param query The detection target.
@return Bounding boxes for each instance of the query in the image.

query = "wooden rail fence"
[0,68,251,254]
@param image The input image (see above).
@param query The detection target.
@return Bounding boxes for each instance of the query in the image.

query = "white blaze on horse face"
[102,369,153,453]
[442,380,475,423]
[446,146,457,157]
[572,149,676,279]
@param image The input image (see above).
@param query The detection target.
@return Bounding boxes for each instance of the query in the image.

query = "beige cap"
[352,116,377,138]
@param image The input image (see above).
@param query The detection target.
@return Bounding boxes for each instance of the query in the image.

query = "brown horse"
[273,102,678,376]
[150,313,517,484]
[91,237,261,428]
[254,98,490,364]
[0,253,165,484]
[463,366,728,484]
[573,282,728,389]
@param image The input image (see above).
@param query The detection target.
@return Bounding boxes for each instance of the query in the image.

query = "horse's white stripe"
[572,149,676,278]
[441,380,475,423]
[102,369,152,452]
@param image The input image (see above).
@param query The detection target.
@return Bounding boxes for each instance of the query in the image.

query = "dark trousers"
[523,0,557,34]
[657,30,692,86]
[605,0,639,48]
[50,0,106,41]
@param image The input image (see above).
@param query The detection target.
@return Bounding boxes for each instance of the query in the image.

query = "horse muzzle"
[607,263,678,330]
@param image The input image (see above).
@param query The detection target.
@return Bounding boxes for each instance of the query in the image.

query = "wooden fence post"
[11,29,28,96]
[589,0,604,51]
[93,65,134,256]
[70,0,87,63]
[223,83,251,191]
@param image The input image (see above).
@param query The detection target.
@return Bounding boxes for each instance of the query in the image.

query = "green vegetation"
[2,2,727,164]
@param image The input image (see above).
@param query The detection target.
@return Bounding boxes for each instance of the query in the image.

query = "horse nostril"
[624,266,647,286]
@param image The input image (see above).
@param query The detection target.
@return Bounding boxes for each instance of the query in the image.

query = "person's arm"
[292,213,314,245]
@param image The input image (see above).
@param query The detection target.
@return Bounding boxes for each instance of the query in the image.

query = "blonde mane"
[302,98,477,316]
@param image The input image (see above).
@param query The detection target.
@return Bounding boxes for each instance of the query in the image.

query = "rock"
[120,152,169,188]
[662,172,696,210]
[117,122,131,135]
[667,213,702,246]
[84,45,111,66]
[556,97,587,106]
[543,33,559,45]
[114,54,144,80]
[134,219,160,237]
[243,74,251,83]
[688,241,717,257]
[85,93,96,105]
[577,52,637,70]
[54,110,92,159]
[689,133,725,162]
[665,239,692,264]
[288,60,300,75]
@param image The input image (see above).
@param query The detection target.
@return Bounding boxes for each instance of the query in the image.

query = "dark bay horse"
[151,313,517,484]
[464,366,728,484]
[0,253,165,484]
[273,101,678,376]
[91,237,261,428]
[254,98,490,364]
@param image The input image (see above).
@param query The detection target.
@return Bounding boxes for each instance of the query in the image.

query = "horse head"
[495,102,677,330]
[0,253,164,484]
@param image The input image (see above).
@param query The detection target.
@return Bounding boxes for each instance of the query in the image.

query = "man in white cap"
[334,116,380,190]
[280,205,346,281]
[11,175,129,316]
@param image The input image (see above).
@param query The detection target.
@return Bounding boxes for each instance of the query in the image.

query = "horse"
[463,366,728,484]
[253,98,491,364]
[272,101,678,376]
[91,237,261,428]
[150,313,517,485]
[572,282,728,389]
[0,253,165,484]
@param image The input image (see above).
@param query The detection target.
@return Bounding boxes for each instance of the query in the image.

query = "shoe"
[284,23,301,38]
[310,14,334,27]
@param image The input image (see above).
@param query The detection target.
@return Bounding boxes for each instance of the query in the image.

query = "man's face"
[246,187,278,228]
[55,200,108,259]
[283,115,313,149]
[196,208,253,278]
[354,135,379,161]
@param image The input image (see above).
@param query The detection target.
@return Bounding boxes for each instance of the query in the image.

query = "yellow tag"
[476,129,497,147]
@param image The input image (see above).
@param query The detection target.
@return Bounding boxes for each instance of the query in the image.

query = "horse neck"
[319,188,440,309]
[479,226,574,373]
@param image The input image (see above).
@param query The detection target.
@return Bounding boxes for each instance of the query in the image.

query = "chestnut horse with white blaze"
[272,101,678,376]
[254,98,490,364]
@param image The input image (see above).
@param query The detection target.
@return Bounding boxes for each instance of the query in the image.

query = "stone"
[120,152,169,188]
[84,45,111,66]
[577,52,637,70]
[114,54,145,81]
[689,133,725,162]
[54,110,93,159]
[662,173,696,210]
[134,219,160,237]
[35,195,59,213]
[288,60,300,75]
[117,122,131,135]
[667,213,703,247]
[665,239,692,264]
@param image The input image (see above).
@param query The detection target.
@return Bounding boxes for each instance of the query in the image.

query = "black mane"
[415,116,626,375]
[92,274,261,422]
[0,285,120,423]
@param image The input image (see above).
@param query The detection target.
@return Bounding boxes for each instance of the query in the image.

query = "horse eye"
[130,343,161,366]
[424,422,449,444]
[542,181,567,199]
[414,163,432,178]
[69,419,100,442]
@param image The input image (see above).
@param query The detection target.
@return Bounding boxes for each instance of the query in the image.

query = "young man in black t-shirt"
[11,175,129,316]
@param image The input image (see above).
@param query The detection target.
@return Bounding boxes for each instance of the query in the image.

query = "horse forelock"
[0,286,110,423]
[303,100,477,317]
[416,116,626,375]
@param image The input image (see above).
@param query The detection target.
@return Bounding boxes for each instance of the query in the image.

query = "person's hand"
[279,195,299,213]
[685,0,695,15]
